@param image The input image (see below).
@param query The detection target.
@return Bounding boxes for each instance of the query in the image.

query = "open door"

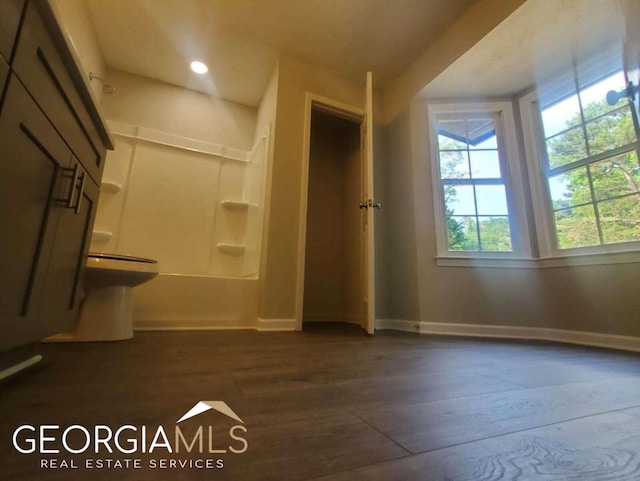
[361,72,377,334]
[297,77,378,333]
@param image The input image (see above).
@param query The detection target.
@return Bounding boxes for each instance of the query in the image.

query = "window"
[523,65,640,256]
[426,52,640,267]
[428,102,530,259]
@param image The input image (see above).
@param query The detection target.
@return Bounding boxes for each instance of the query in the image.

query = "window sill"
[436,250,640,268]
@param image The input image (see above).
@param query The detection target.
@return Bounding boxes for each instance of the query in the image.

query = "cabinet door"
[0,74,72,350]
[0,0,25,62]
[37,163,98,334]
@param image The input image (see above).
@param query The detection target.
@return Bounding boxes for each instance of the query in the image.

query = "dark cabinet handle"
[60,163,79,208]
[75,172,86,215]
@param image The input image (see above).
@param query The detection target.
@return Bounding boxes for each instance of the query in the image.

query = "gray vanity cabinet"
[0,0,111,353]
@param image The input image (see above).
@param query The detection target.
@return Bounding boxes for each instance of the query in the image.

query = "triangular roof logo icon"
[177,401,244,424]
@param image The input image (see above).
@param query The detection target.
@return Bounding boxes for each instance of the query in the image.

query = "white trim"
[107,120,251,162]
[308,94,364,121]
[137,318,640,352]
[416,321,640,353]
[436,257,537,268]
[436,249,640,268]
[519,92,557,257]
[295,93,364,331]
[375,319,420,333]
[256,318,297,332]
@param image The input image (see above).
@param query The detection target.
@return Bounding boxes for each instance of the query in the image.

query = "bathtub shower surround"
[92,120,268,277]
[89,121,269,329]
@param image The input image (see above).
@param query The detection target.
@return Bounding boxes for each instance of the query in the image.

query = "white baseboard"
[376,319,420,333]
[376,319,640,353]
[136,317,640,352]
[256,318,297,332]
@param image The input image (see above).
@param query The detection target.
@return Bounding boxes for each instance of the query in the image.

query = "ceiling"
[83,0,476,107]
[419,0,629,99]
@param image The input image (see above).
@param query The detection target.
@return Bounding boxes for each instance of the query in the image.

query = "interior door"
[362,72,376,334]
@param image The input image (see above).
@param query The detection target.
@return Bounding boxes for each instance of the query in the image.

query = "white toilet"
[46,253,158,342]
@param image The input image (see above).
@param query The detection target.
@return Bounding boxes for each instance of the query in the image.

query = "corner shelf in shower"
[221,200,254,212]
[101,180,122,193]
[217,243,245,256]
[91,230,113,243]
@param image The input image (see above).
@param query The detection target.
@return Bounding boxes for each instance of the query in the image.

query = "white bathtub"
[133,274,259,330]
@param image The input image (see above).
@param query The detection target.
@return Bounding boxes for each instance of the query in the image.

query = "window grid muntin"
[539,68,640,250]
[436,112,513,253]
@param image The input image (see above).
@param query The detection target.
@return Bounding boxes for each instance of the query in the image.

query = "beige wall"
[255,64,279,144]
[384,111,421,321]
[303,111,361,322]
[51,0,106,103]
[101,69,256,150]
[260,56,364,320]
[255,65,279,289]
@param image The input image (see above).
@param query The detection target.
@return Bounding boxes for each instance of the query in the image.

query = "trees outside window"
[539,70,640,250]
[429,60,640,265]
[428,102,528,259]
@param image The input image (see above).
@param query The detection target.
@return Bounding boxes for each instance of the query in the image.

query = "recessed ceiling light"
[190,61,208,75]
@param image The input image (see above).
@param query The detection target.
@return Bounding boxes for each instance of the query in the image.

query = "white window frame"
[427,101,532,264]
[519,52,640,261]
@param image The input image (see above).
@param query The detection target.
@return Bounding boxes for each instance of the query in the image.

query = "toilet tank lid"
[88,253,157,264]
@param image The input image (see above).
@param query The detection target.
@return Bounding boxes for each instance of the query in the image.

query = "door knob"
[360,200,381,210]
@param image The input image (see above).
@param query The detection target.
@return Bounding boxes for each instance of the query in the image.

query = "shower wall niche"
[91,120,269,278]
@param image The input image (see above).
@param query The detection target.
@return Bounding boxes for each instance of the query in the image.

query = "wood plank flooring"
[1,322,640,480]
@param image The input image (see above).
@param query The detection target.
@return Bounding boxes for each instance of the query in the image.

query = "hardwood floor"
[1,322,640,480]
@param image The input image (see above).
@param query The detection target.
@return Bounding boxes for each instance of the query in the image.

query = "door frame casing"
[295,93,364,331]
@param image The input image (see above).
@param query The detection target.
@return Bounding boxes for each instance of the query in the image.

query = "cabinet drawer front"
[12,2,104,183]
[0,0,25,62]
[0,75,71,346]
